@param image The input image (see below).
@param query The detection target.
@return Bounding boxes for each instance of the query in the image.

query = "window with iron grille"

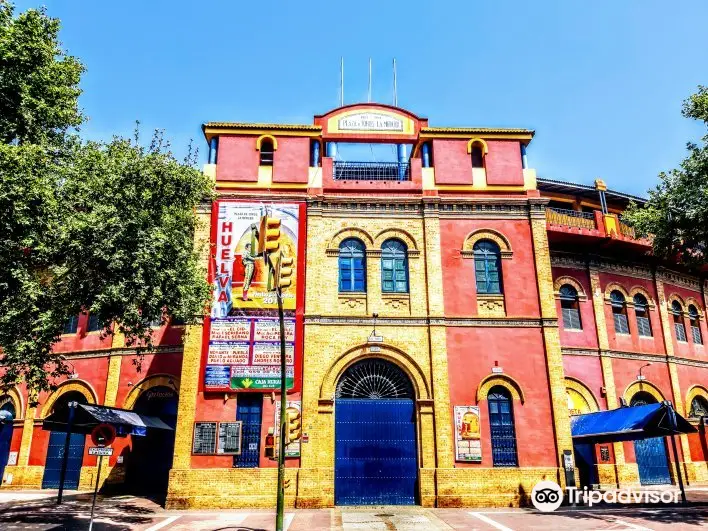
[87,313,102,332]
[488,386,518,467]
[633,294,652,337]
[689,396,708,419]
[381,239,408,293]
[473,240,502,294]
[559,284,582,330]
[672,301,687,342]
[688,305,703,345]
[339,238,366,292]
[63,315,78,334]
[610,290,629,334]
[259,139,274,166]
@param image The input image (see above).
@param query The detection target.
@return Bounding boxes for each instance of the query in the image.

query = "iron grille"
[546,208,596,230]
[637,315,652,337]
[675,322,687,342]
[692,325,703,345]
[336,359,414,399]
[333,161,410,181]
[562,307,582,330]
[613,312,629,334]
[488,389,518,467]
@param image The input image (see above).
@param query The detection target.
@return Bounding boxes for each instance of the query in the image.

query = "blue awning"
[42,403,173,437]
[571,403,697,443]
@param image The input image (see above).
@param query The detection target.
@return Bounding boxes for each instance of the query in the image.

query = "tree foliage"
[624,86,708,267]
[0,3,84,144]
[0,4,214,396]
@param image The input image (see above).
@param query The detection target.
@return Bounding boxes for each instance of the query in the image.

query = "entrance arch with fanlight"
[334,358,418,505]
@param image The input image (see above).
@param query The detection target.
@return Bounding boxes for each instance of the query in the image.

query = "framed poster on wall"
[454,406,482,462]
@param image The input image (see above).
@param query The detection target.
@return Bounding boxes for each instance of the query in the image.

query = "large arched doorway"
[42,391,88,489]
[334,358,418,505]
[124,385,178,499]
[631,391,671,485]
[0,396,16,482]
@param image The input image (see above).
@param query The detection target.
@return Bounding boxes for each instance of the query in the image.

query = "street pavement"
[3,489,708,530]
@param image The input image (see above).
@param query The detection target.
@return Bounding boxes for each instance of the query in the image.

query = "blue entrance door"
[335,398,418,505]
[235,394,262,468]
[42,431,85,489]
[634,437,671,485]
[0,400,15,482]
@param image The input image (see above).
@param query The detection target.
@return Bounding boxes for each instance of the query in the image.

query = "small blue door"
[235,393,262,468]
[335,398,418,505]
[634,437,671,485]
[42,431,86,489]
[573,442,598,487]
[0,402,15,481]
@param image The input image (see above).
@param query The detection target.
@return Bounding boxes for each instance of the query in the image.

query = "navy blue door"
[335,399,418,505]
[42,431,85,489]
[634,437,671,485]
[573,442,598,487]
[235,393,262,468]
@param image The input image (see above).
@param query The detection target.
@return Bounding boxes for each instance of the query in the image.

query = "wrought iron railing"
[333,161,410,181]
[546,208,596,230]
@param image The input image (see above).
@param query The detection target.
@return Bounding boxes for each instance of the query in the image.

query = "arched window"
[338,238,366,292]
[689,396,708,419]
[259,139,274,166]
[688,305,703,345]
[610,290,629,334]
[381,239,408,293]
[633,294,652,337]
[488,386,518,467]
[559,284,582,330]
[473,240,502,294]
[672,301,687,342]
[471,145,485,168]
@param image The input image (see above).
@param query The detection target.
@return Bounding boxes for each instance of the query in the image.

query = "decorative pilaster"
[528,200,573,482]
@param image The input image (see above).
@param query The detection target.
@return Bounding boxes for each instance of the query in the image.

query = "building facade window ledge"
[477,294,506,318]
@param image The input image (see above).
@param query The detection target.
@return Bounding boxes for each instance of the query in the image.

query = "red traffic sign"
[91,423,116,447]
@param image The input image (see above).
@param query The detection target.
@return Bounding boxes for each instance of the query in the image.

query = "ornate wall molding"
[657,267,701,292]
[304,315,550,327]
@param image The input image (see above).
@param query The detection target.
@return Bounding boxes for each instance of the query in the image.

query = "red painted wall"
[439,219,540,317]
[562,356,607,409]
[216,136,259,182]
[272,137,309,184]
[446,327,558,467]
[662,284,707,361]
[485,141,524,186]
[431,139,472,185]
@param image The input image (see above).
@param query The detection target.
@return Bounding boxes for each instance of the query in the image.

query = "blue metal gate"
[235,393,262,468]
[335,398,418,505]
[634,437,671,485]
[42,431,85,489]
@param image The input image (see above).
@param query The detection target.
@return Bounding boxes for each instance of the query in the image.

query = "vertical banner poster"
[454,405,482,462]
[274,400,301,457]
[204,201,303,392]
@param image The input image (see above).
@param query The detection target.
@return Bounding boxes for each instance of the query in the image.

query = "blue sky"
[16,0,708,195]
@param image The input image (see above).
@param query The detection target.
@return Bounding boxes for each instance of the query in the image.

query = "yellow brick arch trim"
[476,374,525,404]
[565,377,599,412]
[40,379,98,418]
[320,344,430,401]
[122,373,180,410]
[374,228,419,252]
[685,297,704,318]
[255,134,278,150]
[667,293,686,312]
[628,286,656,308]
[461,229,513,259]
[554,276,587,300]
[623,380,665,405]
[686,385,708,413]
[0,386,24,419]
[325,228,375,255]
[466,138,489,155]
[604,282,630,303]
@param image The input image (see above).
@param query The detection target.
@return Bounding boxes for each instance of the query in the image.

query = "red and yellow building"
[1,103,707,508]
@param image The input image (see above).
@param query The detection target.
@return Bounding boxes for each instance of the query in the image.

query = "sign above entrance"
[316,104,424,138]
[338,112,403,132]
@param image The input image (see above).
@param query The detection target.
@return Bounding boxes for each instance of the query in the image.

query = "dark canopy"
[43,403,173,437]
[571,403,696,444]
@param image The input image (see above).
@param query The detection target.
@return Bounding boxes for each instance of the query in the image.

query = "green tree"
[0,3,214,396]
[624,86,708,267]
[0,3,84,144]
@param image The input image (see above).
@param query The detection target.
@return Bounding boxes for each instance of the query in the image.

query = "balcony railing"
[333,161,411,181]
[546,208,596,230]
[618,217,636,239]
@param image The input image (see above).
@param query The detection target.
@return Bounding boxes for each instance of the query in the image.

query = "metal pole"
[275,273,287,531]
[88,454,103,531]
[665,402,687,503]
[57,401,77,505]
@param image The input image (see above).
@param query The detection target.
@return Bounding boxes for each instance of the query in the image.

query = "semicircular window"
[336,359,414,399]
